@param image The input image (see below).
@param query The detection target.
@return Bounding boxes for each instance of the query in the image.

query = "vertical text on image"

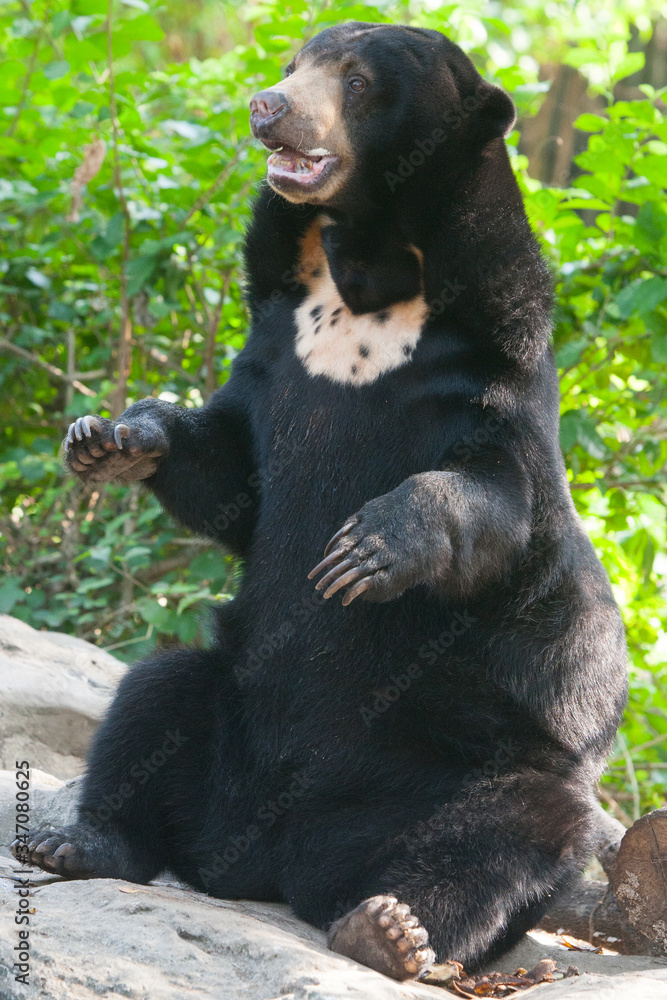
[12,759,32,986]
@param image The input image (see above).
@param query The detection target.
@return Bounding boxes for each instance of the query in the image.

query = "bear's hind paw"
[328,894,435,981]
[11,827,94,878]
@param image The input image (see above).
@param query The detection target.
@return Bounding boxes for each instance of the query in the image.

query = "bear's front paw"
[308,499,426,606]
[64,414,169,484]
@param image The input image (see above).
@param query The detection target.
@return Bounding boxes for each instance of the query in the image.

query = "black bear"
[14,22,628,981]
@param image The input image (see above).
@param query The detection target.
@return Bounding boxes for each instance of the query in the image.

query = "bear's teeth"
[296,157,311,173]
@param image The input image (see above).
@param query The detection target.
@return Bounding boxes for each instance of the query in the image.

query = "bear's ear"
[475,82,516,140]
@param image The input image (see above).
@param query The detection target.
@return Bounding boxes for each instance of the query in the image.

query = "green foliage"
[1,0,665,815]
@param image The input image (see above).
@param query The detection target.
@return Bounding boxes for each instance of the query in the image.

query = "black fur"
[25,23,628,972]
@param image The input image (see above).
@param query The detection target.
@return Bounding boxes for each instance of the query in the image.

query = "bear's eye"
[348,76,367,93]
[284,63,295,77]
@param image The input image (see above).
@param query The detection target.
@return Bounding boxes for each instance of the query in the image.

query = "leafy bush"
[1,0,665,814]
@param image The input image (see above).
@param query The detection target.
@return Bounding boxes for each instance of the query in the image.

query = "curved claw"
[341,575,375,606]
[323,565,367,600]
[367,896,397,916]
[323,519,357,557]
[308,546,348,581]
[66,415,102,452]
[114,423,130,449]
[315,556,360,592]
[81,414,101,437]
[53,843,75,859]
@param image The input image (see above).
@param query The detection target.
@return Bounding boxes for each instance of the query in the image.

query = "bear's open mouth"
[264,143,339,190]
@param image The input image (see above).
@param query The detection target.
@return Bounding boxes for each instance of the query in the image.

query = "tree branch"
[4,32,40,137]
[540,806,667,957]
[106,0,133,419]
[204,270,231,399]
[0,339,102,397]
[183,136,251,224]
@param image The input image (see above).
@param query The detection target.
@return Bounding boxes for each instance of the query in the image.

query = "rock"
[0,855,442,1000]
[0,769,82,852]
[1,848,665,1000]
[611,807,667,952]
[523,969,667,997]
[0,614,125,779]
[484,930,667,979]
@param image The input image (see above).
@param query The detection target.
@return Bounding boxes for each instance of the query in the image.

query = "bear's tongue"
[267,146,331,183]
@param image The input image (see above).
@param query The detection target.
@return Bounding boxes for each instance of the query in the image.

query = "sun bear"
[13,22,628,981]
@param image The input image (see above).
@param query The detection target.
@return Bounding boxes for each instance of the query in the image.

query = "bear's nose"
[249,90,288,134]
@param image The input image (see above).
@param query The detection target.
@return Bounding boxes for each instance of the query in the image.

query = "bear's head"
[249,22,516,208]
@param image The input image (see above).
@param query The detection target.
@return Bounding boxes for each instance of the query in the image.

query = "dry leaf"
[558,934,603,953]
[442,959,580,998]
[67,138,106,223]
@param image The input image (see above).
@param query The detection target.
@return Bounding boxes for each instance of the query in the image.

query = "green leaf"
[137,598,172,628]
[25,267,51,289]
[125,255,158,296]
[576,419,607,460]
[76,575,116,593]
[616,277,667,320]
[177,613,199,642]
[105,211,126,249]
[114,14,164,41]
[560,410,608,459]
[0,577,25,614]
[634,154,667,187]
[573,113,607,132]
[125,545,152,567]
[88,546,112,566]
[48,300,75,321]
[612,51,645,83]
[651,334,667,364]
[556,337,588,368]
[43,60,70,80]
[50,11,74,36]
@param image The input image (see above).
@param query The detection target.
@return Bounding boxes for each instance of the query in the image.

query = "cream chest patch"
[294,218,428,386]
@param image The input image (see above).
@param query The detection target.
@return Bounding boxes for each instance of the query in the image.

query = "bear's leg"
[286,770,595,980]
[11,647,233,883]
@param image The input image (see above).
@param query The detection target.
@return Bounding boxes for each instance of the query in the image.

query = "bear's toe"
[11,828,93,878]
[328,894,435,981]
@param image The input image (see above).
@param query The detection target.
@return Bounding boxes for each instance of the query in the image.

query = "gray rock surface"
[0,614,125,779]
[0,856,442,1000]
[490,932,667,979]
[1,850,666,1000]
[525,969,667,998]
[0,769,82,851]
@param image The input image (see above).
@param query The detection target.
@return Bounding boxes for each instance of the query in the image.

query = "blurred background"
[0,0,666,815]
